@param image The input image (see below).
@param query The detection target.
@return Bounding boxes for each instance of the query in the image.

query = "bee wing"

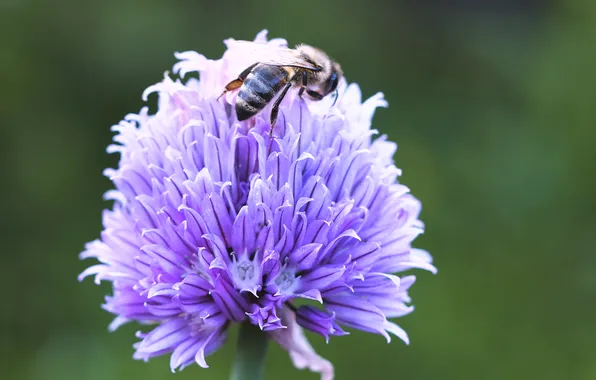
[227,41,320,71]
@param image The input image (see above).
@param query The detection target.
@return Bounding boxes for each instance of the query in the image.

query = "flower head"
[79,30,436,379]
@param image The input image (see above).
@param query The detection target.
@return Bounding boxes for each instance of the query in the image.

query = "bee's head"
[296,44,342,100]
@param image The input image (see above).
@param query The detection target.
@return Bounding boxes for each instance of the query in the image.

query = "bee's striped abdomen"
[236,64,289,121]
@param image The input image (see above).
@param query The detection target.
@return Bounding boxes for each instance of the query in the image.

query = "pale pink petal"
[268,307,334,380]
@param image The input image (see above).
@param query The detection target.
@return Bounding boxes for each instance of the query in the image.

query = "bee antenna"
[331,88,339,107]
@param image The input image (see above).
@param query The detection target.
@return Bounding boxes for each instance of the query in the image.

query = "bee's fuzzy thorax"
[295,44,334,84]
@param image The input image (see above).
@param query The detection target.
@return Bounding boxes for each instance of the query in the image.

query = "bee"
[218,42,342,125]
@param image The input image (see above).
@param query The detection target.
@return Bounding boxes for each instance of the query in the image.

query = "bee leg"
[298,71,308,97]
[306,90,324,101]
[270,82,293,130]
[218,79,243,100]
[218,62,259,100]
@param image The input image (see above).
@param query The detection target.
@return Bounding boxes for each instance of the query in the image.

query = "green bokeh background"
[2,1,595,379]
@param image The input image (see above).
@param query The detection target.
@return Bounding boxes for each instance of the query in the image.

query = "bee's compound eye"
[326,72,339,95]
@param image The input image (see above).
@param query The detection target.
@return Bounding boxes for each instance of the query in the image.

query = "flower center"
[230,255,262,296]
[236,261,255,282]
[274,269,297,294]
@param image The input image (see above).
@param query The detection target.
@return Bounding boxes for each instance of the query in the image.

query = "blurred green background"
[2,0,595,379]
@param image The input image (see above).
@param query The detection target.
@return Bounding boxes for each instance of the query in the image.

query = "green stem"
[230,322,268,380]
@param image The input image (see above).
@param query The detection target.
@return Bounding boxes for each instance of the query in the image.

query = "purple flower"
[79,30,436,379]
